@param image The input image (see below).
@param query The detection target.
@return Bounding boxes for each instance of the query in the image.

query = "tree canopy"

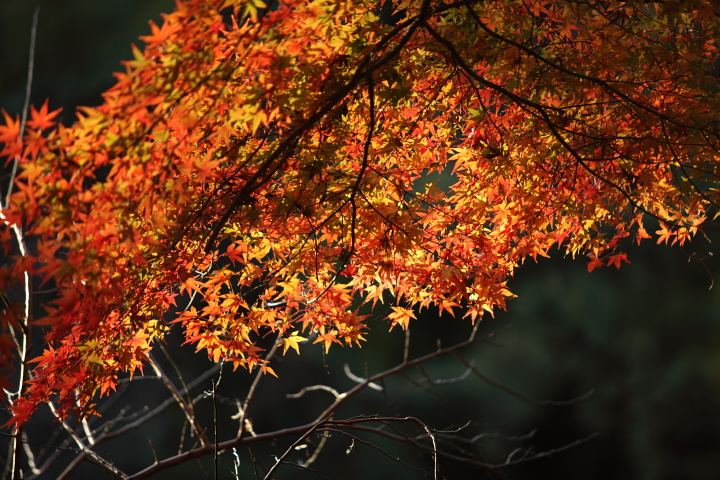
[1,0,719,426]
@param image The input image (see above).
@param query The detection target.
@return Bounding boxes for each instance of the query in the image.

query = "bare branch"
[263,424,322,480]
[343,364,383,391]
[464,428,537,443]
[20,433,39,476]
[125,327,511,480]
[237,332,281,439]
[149,353,209,446]
[158,342,196,407]
[287,385,344,400]
[47,403,127,479]
[329,420,596,470]
[495,432,599,468]
[147,438,159,465]
[300,431,329,468]
[419,359,474,385]
[403,327,410,364]
[211,380,218,480]
[452,353,594,406]
[398,371,451,404]
[3,6,39,208]
[320,428,427,474]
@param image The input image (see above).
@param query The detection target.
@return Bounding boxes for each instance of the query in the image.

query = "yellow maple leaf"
[280,331,307,355]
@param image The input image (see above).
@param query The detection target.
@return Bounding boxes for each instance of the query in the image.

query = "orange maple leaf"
[387,306,416,331]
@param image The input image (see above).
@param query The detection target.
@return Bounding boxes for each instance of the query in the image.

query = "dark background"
[2,2,720,479]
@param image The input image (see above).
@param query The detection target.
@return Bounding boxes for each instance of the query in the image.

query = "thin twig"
[263,423,322,480]
[56,452,87,480]
[7,12,40,479]
[158,342,195,408]
[418,359,475,385]
[286,385,343,400]
[423,423,438,480]
[247,446,260,480]
[452,353,594,406]
[20,433,39,476]
[237,333,281,439]
[212,380,218,480]
[403,327,410,364]
[4,6,39,208]
[331,419,596,469]
[319,428,427,474]
[178,421,188,455]
[149,353,209,445]
[402,371,453,404]
[300,432,328,468]
[147,438,159,464]
[343,364,383,391]
[283,462,333,480]
[48,403,127,479]
[24,437,78,480]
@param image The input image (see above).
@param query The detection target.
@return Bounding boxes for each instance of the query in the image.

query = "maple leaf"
[587,257,604,273]
[0,111,20,145]
[236,0,267,21]
[656,224,675,245]
[607,253,630,269]
[313,330,340,354]
[280,331,307,355]
[139,19,180,47]
[260,365,278,377]
[387,307,416,331]
[438,299,460,317]
[25,100,61,131]
[0,111,21,161]
[364,284,387,308]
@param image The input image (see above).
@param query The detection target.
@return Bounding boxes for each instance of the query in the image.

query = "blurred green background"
[2,2,720,479]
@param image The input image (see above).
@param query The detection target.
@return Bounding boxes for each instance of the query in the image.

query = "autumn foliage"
[0,0,719,426]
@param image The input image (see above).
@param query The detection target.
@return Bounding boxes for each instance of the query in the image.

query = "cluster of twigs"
[1,321,596,479]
